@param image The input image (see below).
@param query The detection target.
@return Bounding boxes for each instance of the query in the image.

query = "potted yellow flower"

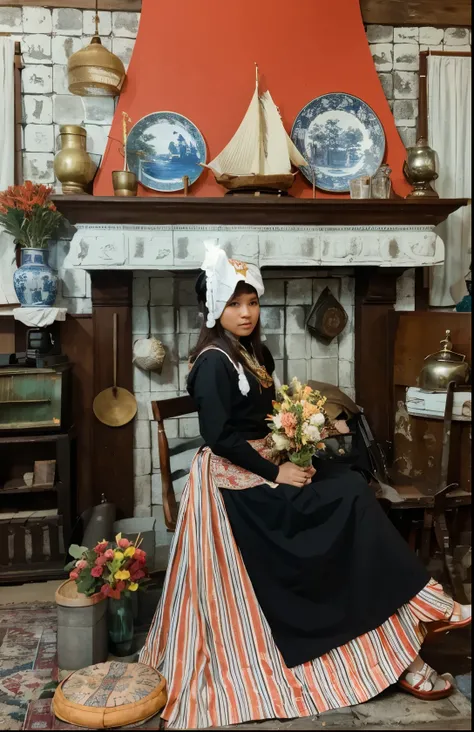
[65,533,149,657]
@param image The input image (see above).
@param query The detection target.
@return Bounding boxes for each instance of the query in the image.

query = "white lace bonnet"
[200,240,265,329]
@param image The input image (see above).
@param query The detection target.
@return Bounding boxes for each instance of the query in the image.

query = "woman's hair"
[189,279,265,368]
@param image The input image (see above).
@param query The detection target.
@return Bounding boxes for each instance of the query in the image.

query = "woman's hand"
[276,462,311,487]
[305,465,316,483]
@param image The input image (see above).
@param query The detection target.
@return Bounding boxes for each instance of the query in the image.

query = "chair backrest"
[151,395,196,531]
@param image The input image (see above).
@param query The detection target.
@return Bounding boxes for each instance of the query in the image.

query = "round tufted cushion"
[53,661,167,729]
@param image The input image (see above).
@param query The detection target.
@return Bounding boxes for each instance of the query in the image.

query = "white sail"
[205,87,261,176]
[205,77,308,178]
[286,131,309,169]
[259,91,291,174]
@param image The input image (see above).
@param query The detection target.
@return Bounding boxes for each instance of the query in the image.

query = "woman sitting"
[140,241,471,730]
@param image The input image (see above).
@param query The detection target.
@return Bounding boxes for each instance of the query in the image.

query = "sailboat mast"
[255,62,264,174]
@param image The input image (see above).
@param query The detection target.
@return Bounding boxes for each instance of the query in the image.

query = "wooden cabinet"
[0,365,71,432]
[0,430,75,584]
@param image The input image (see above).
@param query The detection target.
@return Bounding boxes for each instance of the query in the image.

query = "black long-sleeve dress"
[186,346,430,667]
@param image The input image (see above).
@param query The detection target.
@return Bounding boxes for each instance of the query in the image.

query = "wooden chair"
[151,395,196,532]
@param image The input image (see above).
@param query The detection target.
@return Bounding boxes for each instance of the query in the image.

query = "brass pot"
[403,136,439,198]
[54,125,96,195]
[418,330,470,391]
[112,170,138,197]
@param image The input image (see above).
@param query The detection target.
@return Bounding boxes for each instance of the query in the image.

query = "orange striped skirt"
[138,448,454,729]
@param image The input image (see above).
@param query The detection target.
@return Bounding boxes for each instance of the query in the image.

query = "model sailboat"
[204,67,308,192]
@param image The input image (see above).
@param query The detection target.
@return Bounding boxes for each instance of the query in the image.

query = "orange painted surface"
[94,0,410,198]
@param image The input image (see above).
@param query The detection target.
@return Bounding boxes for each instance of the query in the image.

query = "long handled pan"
[93,313,137,427]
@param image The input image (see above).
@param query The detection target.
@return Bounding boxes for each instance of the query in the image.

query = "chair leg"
[421,509,433,564]
[434,511,468,602]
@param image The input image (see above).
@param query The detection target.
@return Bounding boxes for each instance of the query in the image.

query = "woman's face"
[220,287,260,338]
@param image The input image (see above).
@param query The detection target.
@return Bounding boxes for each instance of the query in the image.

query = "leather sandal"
[427,602,471,635]
[398,662,453,701]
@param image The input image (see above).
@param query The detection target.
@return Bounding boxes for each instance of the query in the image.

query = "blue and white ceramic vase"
[13,247,58,307]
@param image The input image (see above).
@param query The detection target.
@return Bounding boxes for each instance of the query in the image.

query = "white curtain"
[427,54,471,306]
[0,37,17,306]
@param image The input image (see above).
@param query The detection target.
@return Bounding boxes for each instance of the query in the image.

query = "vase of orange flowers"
[0,181,65,307]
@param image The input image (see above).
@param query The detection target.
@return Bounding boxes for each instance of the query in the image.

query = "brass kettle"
[418,330,470,391]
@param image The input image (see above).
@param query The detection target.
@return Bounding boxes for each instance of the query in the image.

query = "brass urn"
[403,136,439,198]
[54,125,96,195]
[418,330,470,392]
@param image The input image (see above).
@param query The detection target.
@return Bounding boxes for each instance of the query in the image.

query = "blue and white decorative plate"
[291,93,385,192]
[126,112,206,193]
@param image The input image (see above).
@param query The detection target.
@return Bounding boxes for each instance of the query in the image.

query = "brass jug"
[403,136,439,198]
[418,330,470,391]
[53,125,96,195]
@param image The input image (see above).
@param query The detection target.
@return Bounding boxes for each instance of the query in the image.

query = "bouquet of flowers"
[0,181,64,249]
[65,533,149,600]
[267,378,336,467]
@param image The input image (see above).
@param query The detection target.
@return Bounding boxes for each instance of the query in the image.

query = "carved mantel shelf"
[55,196,468,272]
[52,196,467,228]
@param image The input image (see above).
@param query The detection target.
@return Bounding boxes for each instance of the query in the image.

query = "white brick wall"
[0,5,140,190]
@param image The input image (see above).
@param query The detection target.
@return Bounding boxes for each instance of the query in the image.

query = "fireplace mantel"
[52,196,467,228]
[55,196,468,272]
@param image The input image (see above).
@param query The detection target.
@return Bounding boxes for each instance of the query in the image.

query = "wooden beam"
[0,1,470,25]
[360,0,471,28]
[0,1,142,10]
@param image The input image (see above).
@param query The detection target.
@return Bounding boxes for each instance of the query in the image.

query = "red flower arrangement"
[0,180,65,249]
[65,533,150,601]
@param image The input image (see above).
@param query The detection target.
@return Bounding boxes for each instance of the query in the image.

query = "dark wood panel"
[0,317,15,354]
[91,271,133,519]
[50,196,468,227]
[360,0,471,27]
[354,267,403,452]
[391,311,471,491]
[60,315,93,516]
[393,311,471,387]
[0,1,470,26]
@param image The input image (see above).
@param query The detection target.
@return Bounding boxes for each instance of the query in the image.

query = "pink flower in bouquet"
[104,549,114,561]
[69,570,79,580]
[134,548,147,564]
[280,411,297,438]
[131,568,145,581]
[76,560,87,571]
[95,554,108,566]
[115,580,126,592]
[118,538,131,549]
[94,540,108,554]
[91,566,103,578]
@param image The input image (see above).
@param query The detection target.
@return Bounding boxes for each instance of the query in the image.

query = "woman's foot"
[398,657,453,700]
[428,601,471,635]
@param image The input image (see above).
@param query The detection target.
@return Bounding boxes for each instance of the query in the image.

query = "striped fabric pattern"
[139,449,454,730]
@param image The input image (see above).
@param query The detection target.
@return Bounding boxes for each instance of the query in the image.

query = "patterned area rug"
[0,602,163,731]
[0,602,58,731]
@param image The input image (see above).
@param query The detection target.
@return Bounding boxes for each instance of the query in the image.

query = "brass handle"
[113,312,118,392]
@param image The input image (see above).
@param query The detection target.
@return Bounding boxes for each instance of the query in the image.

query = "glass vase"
[108,594,134,657]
